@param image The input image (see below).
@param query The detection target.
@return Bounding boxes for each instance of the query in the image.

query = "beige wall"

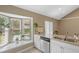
[0,5,58,31]
[58,8,79,35]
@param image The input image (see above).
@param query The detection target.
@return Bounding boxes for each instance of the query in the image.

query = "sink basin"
[53,34,65,40]
[65,39,76,42]
[65,36,79,42]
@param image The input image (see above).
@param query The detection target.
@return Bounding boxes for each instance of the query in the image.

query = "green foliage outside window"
[0,17,5,26]
[24,29,30,34]
[0,31,2,44]
[13,30,21,35]
[0,17,10,28]
[0,16,10,44]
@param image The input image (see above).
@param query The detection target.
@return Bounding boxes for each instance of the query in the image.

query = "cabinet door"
[61,41,76,53]
[51,40,64,53]
[51,41,61,53]
[63,45,79,53]
[63,49,74,53]
[51,43,62,53]
[34,35,40,49]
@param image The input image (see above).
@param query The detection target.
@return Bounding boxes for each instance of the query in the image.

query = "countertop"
[53,38,79,46]
[53,34,79,47]
[0,40,32,52]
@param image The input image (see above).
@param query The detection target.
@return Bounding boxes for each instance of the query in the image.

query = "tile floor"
[21,47,42,53]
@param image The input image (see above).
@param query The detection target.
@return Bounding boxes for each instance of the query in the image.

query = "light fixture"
[58,8,62,11]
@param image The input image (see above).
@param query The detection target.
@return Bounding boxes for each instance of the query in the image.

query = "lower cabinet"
[51,40,64,53]
[34,36,79,53]
[34,35,41,50]
[51,39,79,53]
[63,49,74,53]
[51,44,63,53]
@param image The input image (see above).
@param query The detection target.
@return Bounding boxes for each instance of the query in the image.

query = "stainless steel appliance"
[40,36,50,53]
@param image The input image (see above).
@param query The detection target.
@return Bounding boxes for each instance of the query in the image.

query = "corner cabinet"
[34,35,41,50]
[50,38,79,53]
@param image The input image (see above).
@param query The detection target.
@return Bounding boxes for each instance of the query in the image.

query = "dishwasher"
[40,36,50,53]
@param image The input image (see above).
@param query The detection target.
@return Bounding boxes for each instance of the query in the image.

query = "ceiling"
[14,5,79,20]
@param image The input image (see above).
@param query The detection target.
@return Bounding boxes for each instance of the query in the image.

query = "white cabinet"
[63,48,74,53]
[51,38,79,53]
[34,35,41,50]
[63,45,79,53]
[51,39,64,53]
[51,43,62,53]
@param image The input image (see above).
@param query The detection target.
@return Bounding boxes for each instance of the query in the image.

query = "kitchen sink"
[65,38,79,42]
[54,36,78,42]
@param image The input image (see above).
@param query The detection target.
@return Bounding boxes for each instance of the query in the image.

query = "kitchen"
[0,0,79,59]
[33,5,79,53]
[34,20,79,53]
[0,5,79,53]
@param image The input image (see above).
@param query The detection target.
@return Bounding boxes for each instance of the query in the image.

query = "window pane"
[0,15,9,47]
[22,19,31,40]
[11,18,21,41]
